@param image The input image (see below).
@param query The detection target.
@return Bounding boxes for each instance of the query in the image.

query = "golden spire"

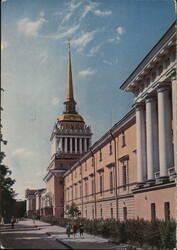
[66,39,75,102]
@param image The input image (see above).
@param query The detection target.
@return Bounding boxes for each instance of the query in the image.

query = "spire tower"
[64,40,77,114]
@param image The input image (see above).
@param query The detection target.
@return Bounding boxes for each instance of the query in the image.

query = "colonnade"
[58,137,90,154]
[136,84,174,183]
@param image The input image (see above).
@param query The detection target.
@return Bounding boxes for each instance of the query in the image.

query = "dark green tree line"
[0,87,16,223]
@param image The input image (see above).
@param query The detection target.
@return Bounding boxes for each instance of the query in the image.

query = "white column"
[136,104,147,183]
[75,138,77,154]
[84,138,87,152]
[64,137,67,153]
[79,138,82,154]
[157,86,173,177]
[171,74,177,174]
[145,96,159,180]
[70,137,72,153]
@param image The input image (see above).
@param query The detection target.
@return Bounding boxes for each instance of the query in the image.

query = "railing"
[154,171,160,179]
[168,167,176,176]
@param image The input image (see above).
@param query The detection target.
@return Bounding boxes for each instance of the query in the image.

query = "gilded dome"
[58,113,84,122]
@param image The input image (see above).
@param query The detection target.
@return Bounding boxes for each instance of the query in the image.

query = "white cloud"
[80,2,98,20]
[12,148,34,158]
[1,41,8,51]
[2,0,8,2]
[61,0,83,24]
[94,9,112,17]
[51,97,60,106]
[116,26,124,35]
[103,60,113,66]
[45,24,80,40]
[88,42,103,56]
[72,30,97,51]
[79,68,96,77]
[17,17,47,37]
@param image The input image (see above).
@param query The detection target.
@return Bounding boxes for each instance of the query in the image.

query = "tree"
[64,203,81,219]
[0,88,16,223]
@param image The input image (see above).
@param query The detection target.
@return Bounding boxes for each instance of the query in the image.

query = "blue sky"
[1,0,175,199]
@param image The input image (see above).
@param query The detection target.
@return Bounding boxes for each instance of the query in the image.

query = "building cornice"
[120,21,176,91]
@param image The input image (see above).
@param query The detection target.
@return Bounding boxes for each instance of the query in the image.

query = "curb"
[46,232,73,249]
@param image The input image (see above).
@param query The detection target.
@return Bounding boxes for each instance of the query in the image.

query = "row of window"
[151,202,170,222]
[66,164,128,201]
[72,202,171,221]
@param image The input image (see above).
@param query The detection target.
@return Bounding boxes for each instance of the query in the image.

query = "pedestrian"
[11,216,15,229]
[32,214,36,225]
[66,223,71,238]
[1,217,4,225]
[72,223,78,238]
[79,222,84,238]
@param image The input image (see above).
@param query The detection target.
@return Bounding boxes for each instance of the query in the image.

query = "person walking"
[66,223,71,238]
[79,222,84,238]
[32,214,36,225]
[72,223,78,238]
[11,216,15,229]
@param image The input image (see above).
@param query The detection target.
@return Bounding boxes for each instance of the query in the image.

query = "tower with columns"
[43,42,92,217]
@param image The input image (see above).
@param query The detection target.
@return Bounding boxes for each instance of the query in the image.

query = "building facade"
[26,22,176,222]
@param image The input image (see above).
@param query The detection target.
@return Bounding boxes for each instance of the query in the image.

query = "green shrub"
[40,216,176,249]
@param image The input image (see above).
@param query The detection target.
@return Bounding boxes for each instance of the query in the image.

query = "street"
[0,220,69,249]
[0,219,129,249]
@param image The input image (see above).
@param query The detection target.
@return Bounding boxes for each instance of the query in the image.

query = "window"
[100,208,103,218]
[122,165,127,190]
[122,132,126,147]
[151,203,156,222]
[109,142,112,155]
[77,138,80,153]
[82,138,84,152]
[110,171,113,193]
[72,138,75,152]
[80,183,82,198]
[92,207,94,219]
[85,181,88,197]
[100,174,104,195]
[92,157,94,167]
[123,207,127,221]
[67,138,70,152]
[111,207,113,219]
[85,209,87,217]
[75,169,77,178]
[87,138,90,150]
[99,150,102,161]
[164,202,170,221]
[92,178,94,195]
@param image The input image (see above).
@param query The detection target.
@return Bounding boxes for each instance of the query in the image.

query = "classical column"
[70,137,72,153]
[79,138,82,154]
[64,137,67,153]
[75,138,77,154]
[171,74,177,175]
[135,104,147,183]
[145,96,159,180]
[84,138,87,152]
[157,86,173,177]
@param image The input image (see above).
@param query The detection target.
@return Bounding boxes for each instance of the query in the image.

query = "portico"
[121,22,176,186]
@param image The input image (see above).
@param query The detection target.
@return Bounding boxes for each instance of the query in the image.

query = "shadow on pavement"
[0,231,65,249]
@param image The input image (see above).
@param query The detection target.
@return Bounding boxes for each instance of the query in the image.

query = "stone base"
[143,179,155,187]
[155,176,169,184]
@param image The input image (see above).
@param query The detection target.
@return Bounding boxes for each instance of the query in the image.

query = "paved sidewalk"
[21,219,139,249]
